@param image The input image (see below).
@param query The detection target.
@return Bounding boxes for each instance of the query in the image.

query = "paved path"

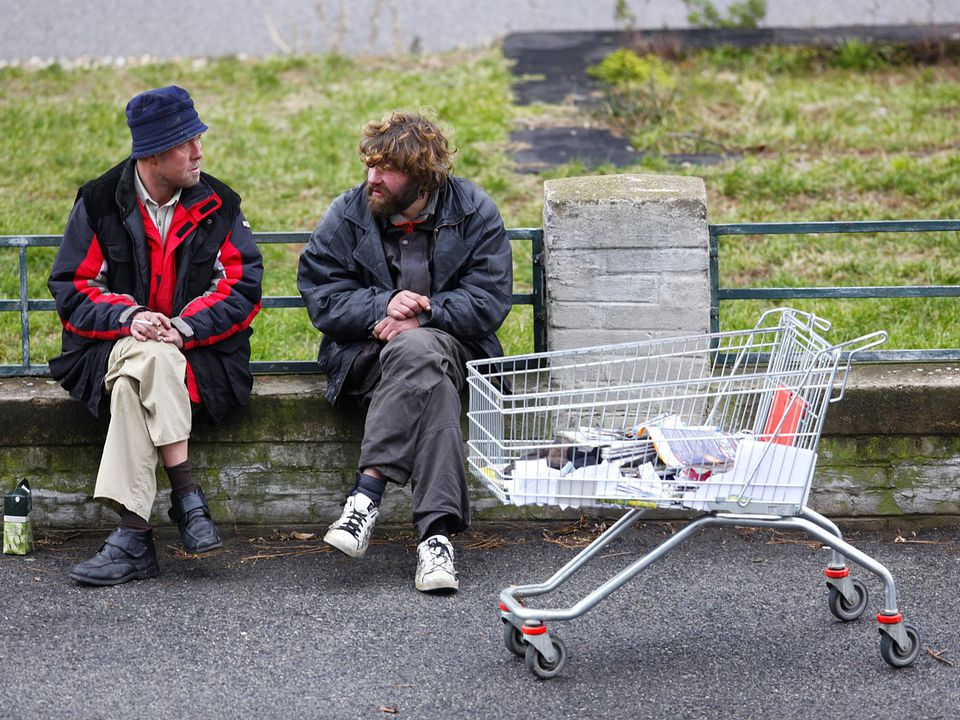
[1,521,956,719]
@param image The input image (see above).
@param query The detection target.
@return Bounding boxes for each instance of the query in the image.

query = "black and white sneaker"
[324,493,379,558]
[415,535,459,593]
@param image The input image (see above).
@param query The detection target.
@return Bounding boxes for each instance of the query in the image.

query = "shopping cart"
[467,308,921,678]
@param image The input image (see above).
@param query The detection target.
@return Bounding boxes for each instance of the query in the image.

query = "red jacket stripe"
[184,300,262,349]
[71,233,105,293]
[62,319,130,340]
[180,232,242,317]
[178,231,261,349]
[184,360,201,403]
[73,235,137,309]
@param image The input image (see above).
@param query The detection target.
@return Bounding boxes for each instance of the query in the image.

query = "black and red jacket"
[48,158,263,422]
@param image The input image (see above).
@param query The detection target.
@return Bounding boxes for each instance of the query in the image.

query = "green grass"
[570,47,960,348]
[2,45,959,365]
[0,50,542,365]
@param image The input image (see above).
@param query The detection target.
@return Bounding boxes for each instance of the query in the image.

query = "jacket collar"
[115,157,220,220]
[341,177,475,289]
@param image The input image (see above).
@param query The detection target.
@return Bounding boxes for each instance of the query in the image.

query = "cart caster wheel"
[880,623,921,668]
[828,579,869,621]
[503,622,526,658]
[525,636,567,679]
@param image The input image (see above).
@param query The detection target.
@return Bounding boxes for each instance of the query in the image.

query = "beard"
[366,176,422,218]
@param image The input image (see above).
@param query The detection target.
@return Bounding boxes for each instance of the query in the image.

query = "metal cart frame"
[467,308,920,678]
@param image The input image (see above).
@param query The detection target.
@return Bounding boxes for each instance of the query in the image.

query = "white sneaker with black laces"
[324,493,379,558]
[415,535,459,593]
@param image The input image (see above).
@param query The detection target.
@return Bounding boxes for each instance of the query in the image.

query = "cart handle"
[829,330,888,403]
[754,307,832,335]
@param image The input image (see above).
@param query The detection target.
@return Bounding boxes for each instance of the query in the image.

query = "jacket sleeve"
[172,209,263,349]
[297,196,393,341]
[423,192,513,340]
[47,199,141,340]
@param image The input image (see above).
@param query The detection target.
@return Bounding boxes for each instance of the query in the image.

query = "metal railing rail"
[709,219,960,362]
[0,228,545,377]
[9,219,956,375]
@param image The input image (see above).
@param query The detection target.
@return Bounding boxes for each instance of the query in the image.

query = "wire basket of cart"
[467,307,919,678]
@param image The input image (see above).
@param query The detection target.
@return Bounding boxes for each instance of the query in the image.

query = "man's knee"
[110,374,138,401]
[130,339,186,377]
[107,339,187,401]
[143,338,185,364]
[380,329,448,370]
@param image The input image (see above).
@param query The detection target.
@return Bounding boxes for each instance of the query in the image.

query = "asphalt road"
[1,519,956,719]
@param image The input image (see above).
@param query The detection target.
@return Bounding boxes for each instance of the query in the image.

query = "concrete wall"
[4,365,960,529]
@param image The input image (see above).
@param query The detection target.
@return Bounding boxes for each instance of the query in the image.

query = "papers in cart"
[598,462,665,508]
[559,417,740,470]
[681,439,816,514]
[502,457,619,509]
[489,415,745,510]
[499,457,665,509]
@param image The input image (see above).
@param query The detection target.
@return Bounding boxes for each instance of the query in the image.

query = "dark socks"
[422,516,455,541]
[166,460,198,497]
[350,471,387,506]
[118,507,151,532]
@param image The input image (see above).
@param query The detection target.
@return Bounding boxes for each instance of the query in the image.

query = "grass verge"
[2,44,958,365]
[0,49,542,364]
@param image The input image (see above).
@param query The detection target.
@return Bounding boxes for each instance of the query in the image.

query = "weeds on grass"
[587,49,678,146]
[683,0,767,29]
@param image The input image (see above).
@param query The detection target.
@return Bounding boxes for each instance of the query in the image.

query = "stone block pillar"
[542,173,710,350]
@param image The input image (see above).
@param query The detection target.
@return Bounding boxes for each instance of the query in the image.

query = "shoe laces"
[338,508,368,535]
[421,537,454,572]
[336,496,375,536]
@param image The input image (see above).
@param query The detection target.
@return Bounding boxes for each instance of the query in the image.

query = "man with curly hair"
[298,111,512,592]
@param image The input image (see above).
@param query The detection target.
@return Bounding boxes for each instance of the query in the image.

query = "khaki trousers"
[93,337,192,520]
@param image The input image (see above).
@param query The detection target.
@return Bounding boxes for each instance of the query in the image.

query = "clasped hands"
[373,290,431,342]
[130,310,184,349]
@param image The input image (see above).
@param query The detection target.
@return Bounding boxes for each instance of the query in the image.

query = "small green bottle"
[3,479,33,555]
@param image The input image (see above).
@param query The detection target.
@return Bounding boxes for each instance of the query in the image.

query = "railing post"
[530,228,546,353]
[709,225,720,336]
[19,245,30,368]
[541,174,711,349]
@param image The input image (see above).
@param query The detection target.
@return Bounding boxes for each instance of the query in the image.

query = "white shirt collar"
[133,166,182,211]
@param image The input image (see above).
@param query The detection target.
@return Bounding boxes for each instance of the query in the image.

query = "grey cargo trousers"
[352,327,474,538]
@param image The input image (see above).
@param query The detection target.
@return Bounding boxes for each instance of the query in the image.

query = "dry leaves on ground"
[541,515,611,549]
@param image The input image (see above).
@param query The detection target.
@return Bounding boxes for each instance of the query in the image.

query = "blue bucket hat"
[125,85,209,159]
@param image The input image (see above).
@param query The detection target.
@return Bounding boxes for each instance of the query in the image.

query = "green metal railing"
[0,228,545,377]
[7,219,956,376]
[709,219,960,362]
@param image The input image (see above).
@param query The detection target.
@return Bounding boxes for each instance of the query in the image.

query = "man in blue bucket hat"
[48,86,263,586]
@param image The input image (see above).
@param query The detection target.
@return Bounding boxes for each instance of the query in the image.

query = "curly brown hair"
[358,111,455,194]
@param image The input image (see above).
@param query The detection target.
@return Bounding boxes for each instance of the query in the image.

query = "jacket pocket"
[183,234,221,298]
[99,236,137,292]
[100,235,133,263]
